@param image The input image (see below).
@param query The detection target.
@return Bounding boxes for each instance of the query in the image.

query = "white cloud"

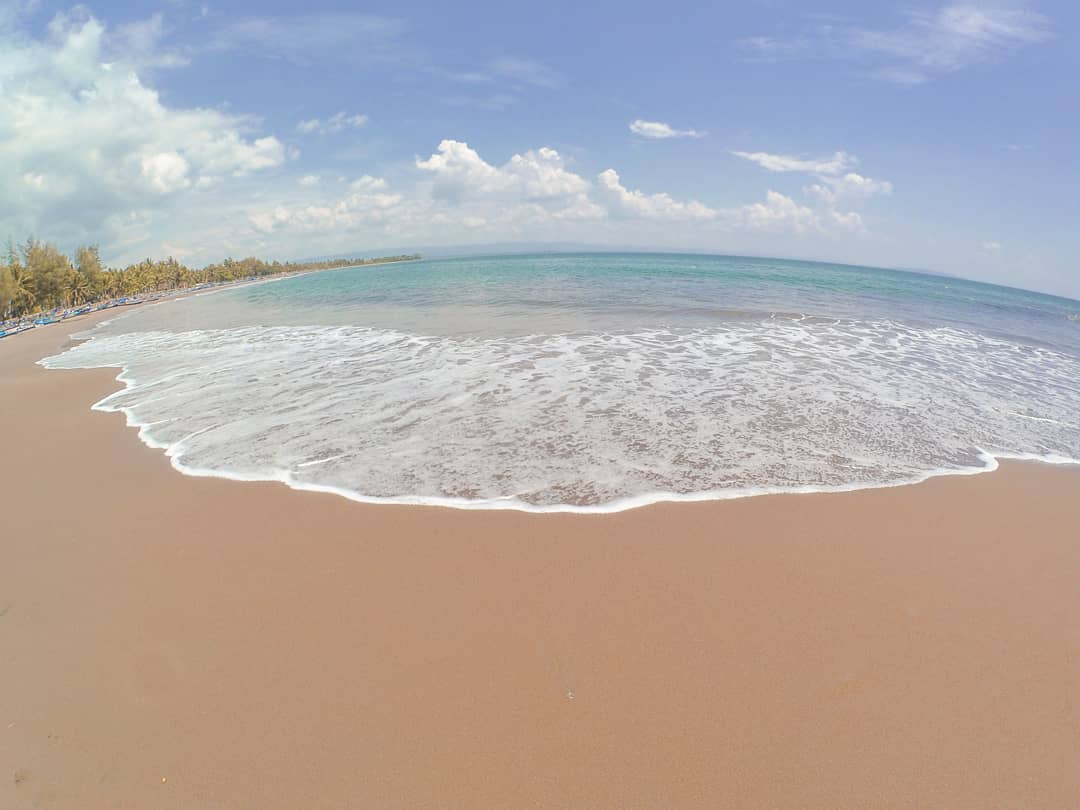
[192,135,285,177]
[0,9,892,270]
[735,149,888,227]
[229,139,883,255]
[416,140,589,200]
[826,208,865,233]
[141,152,191,193]
[739,190,832,233]
[350,175,387,191]
[733,147,893,233]
[981,240,1003,254]
[805,172,893,205]
[596,170,717,221]
[248,177,403,234]
[296,112,369,135]
[733,150,856,175]
[0,11,286,250]
[416,140,505,195]
[629,120,704,140]
[596,168,864,236]
[742,3,1052,84]
[595,169,852,235]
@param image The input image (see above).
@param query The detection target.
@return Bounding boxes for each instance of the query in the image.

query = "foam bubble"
[40,318,1080,511]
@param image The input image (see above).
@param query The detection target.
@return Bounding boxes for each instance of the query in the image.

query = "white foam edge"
[37,355,1080,515]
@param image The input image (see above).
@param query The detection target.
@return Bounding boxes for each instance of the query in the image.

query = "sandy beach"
[3,313,1079,809]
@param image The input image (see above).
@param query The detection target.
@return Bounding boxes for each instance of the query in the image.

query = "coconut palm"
[67,268,93,305]
[9,262,36,316]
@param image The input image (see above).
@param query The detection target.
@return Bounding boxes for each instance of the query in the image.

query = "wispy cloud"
[489,57,562,88]
[428,67,494,84]
[630,120,704,140]
[741,3,1052,84]
[296,112,369,135]
[732,150,856,174]
[431,57,561,109]
[441,93,520,110]
[208,12,411,66]
[111,12,190,68]
[428,58,561,89]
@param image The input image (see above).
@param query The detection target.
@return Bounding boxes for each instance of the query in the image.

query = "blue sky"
[1,0,1077,297]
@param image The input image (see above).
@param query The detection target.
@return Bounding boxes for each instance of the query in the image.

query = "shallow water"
[43,253,1080,511]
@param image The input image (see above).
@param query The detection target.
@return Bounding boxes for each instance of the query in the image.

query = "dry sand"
[2,313,1079,808]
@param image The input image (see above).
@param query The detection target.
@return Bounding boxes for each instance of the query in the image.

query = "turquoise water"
[44,253,1080,511]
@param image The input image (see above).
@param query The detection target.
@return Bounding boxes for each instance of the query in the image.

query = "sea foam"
[41,317,1080,511]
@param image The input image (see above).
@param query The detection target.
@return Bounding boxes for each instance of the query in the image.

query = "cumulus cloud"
[416,140,589,201]
[738,190,835,233]
[296,112,369,135]
[805,172,893,205]
[734,148,889,231]
[249,176,403,233]
[597,170,717,221]
[0,10,287,251]
[596,168,863,234]
[629,120,704,139]
[224,136,889,254]
[141,152,191,193]
[350,175,388,191]
[0,9,891,267]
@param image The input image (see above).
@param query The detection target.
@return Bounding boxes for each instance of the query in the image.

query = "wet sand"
[2,313,1079,808]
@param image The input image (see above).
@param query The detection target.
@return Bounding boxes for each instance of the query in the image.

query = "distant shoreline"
[0,254,421,344]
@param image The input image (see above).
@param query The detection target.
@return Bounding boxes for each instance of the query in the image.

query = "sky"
[1,0,1078,298]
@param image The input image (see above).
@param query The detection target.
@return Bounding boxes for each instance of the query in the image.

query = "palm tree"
[9,262,36,316]
[104,268,127,298]
[67,268,92,306]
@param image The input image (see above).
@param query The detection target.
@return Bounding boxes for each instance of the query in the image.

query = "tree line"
[0,238,420,320]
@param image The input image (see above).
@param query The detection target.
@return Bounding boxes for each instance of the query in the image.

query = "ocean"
[41,252,1080,512]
